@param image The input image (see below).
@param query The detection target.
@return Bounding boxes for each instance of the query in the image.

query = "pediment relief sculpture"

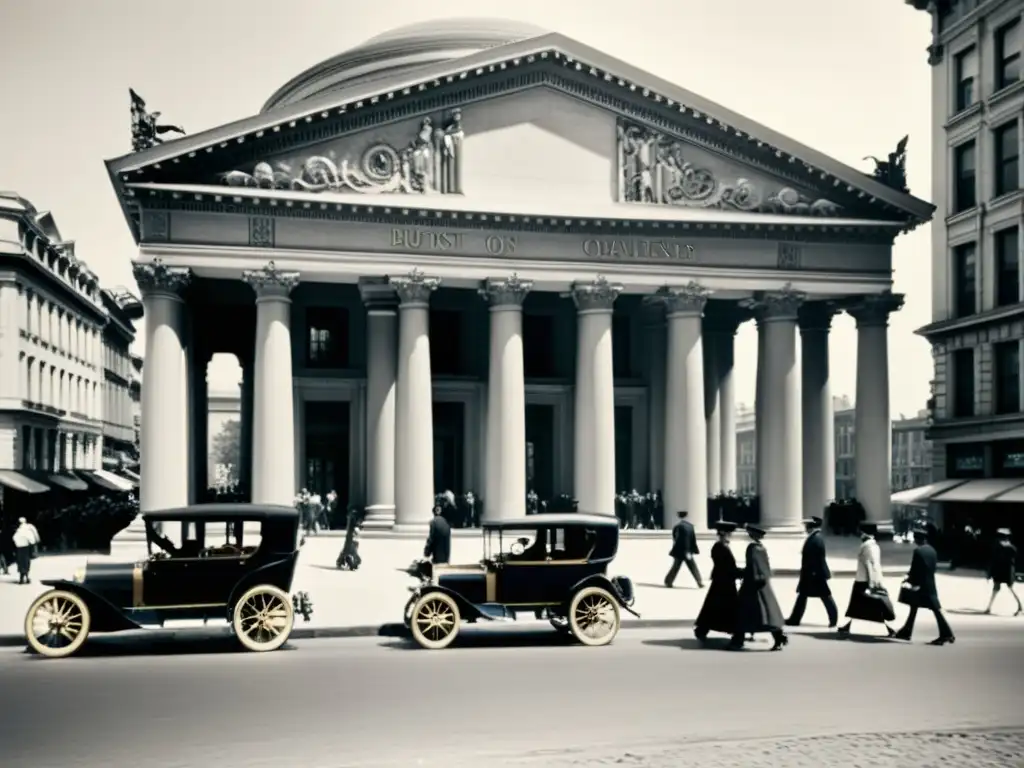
[221,108,464,196]
[616,119,843,217]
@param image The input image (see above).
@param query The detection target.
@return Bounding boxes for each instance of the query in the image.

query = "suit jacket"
[855,537,883,586]
[424,515,451,564]
[796,530,832,597]
[669,519,699,559]
[906,543,940,609]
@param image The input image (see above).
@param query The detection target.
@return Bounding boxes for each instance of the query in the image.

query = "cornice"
[107,41,933,227]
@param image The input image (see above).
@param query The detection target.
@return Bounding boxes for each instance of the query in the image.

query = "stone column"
[849,292,904,529]
[705,305,746,493]
[570,275,621,516]
[191,348,211,501]
[703,315,721,498]
[799,302,837,522]
[660,282,710,530]
[359,278,399,529]
[481,274,532,520]
[238,357,254,496]
[390,269,440,529]
[644,303,667,495]
[132,260,191,514]
[754,317,765,495]
[750,285,805,530]
[243,261,299,507]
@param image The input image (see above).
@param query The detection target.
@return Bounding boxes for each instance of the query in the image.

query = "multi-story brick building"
[100,288,143,473]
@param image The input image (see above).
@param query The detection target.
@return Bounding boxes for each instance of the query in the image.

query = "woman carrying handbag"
[838,522,897,637]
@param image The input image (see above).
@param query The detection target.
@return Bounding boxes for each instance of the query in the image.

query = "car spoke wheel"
[568,586,620,647]
[24,589,91,658]
[410,592,460,650]
[232,585,294,653]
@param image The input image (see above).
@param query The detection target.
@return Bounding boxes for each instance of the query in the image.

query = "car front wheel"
[232,585,295,652]
[410,591,461,650]
[568,586,620,647]
[24,589,92,658]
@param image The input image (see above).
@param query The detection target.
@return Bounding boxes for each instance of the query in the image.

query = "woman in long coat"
[694,521,740,642]
[984,528,1022,616]
[837,522,896,637]
[730,525,787,651]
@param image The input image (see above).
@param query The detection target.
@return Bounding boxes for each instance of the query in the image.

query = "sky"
[0,0,934,415]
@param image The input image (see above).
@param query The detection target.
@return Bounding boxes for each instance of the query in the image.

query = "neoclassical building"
[107,19,934,530]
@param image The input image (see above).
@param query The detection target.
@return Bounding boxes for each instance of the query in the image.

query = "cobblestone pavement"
[461,729,1024,767]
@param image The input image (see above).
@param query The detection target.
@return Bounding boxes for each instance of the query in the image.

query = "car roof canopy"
[142,503,299,523]
[482,513,620,530]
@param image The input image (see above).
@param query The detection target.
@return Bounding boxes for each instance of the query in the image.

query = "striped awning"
[890,479,967,506]
[930,479,1024,503]
[93,469,135,492]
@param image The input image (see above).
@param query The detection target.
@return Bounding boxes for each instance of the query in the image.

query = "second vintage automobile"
[402,513,638,650]
[23,503,313,658]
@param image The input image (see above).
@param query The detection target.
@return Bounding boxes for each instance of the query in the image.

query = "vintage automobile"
[402,513,638,650]
[23,503,313,658]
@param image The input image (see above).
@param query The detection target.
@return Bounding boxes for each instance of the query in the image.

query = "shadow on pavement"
[20,628,301,659]
[642,636,726,651]
[635,581,700,590]
[379,626,577,651]
[800,630,895,644]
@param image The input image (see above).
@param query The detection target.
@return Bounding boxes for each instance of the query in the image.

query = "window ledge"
[989,78,1024,110]
[945,102,982,130]
[987,189,1024,213]
[945,206,979,226]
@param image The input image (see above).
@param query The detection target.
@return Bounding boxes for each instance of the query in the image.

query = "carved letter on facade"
[242,260,300,298]
[480,274,532,307]
[132,258,191,297]
[249,217,275,248]
[656,281,711,316]
[777,243,802,270]
[223,108,465,197]
[389,268,441,306]
[616,118,842,216]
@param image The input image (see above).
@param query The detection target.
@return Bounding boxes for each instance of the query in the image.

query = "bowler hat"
[859,522,878,536]
[714,520,738,533]
[803,516,823,528]
[746,524,766,538]
[677,510,689,518]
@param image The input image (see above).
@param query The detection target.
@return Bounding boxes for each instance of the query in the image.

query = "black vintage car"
[23,503,311,658]
[403,513,638,650]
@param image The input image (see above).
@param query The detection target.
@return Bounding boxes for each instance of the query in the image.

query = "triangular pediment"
[107,32,934,229]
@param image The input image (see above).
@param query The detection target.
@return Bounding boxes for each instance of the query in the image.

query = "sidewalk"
[0,535,1014,646]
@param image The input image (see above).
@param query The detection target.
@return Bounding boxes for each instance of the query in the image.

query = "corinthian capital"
[656,281,711,317]
[845,291,905,327]
[742,283,806,321]
[480,274,532,308]
[389,268,440,306]
[567,275,623,312]
[242,260,300,299]
[798,301,838,332]
[132,258,191,298]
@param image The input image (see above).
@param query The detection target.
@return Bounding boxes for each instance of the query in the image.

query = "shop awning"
[988,484,1024,503]
[118,468,140,483]
[930,479,1024,503]
[47,473,89,492]
[91,469,135,492]
[0,470,50,494]
[890,479,967,506]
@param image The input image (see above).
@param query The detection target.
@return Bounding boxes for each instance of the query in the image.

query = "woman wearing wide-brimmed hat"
[837,521,896,637]
[694,520,741,642]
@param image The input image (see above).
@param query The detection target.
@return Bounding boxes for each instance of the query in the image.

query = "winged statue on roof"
[130,89,186,153]
[864,135,909,193]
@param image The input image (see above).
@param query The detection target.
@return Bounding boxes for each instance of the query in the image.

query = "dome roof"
[262,18,549,113]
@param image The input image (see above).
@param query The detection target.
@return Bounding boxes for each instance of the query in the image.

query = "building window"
[953,348,975,417]
[523,314,555,378]
[996,227,1020,307]
[305,307,349,368]
[429,309,462,375]
[954,141,977,212]
[995,121,1020,197]
[996,18,1021,91]
[995,340,1021,414]
[953,242,977,317]
[954,45,977,112]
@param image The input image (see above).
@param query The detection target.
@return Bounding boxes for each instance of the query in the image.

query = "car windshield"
[145,519,262,559]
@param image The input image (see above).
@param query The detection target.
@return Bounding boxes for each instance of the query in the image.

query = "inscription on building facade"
[581,238,696,261]
[391,228,465,251]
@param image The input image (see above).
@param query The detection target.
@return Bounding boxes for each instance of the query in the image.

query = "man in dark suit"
[424,505,451,565]
[896,525,955,645]
[785,516,838,627]
[665,510,703,588]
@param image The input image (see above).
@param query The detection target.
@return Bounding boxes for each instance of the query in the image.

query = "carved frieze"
[132,258,191,297]
[141,210,169,242]
[656,282,711,316]
[480,274,532,307]
[568,275,623,312]
[249,217,275,248]
[242,260,299,297]
[389,268,441,305]
[616,119,843,216]
[845,291,905,327]
[223,109,464,196]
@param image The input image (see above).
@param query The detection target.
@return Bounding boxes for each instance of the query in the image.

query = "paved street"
[1,534,1016,643]
[0,623,1021,767]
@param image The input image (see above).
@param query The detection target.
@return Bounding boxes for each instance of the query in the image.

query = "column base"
[391,523,431,535]
[758,524,807,537]
[362,504,396,530]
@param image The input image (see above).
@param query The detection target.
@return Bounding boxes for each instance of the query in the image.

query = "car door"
[142,557,204,607]
[497,528,550,606]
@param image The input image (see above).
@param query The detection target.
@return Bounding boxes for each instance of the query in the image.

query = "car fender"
[226,554,300,616]
[566,574,641,618]
[408,585,485,621]
[38,580,143,633]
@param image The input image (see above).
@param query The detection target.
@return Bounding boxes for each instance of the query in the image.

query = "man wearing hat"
[730,524,788,651]
[694,520,741,642]
[11,516,40,585]
[895,523,955,645]
[984,528,1021,616]
[785,515,838,628]
[664,510,703,589]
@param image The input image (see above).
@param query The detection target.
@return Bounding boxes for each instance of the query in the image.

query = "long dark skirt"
[735,581,785,633]
[844,581,896,623]
[15,546,32,577]
[694,579,739,634]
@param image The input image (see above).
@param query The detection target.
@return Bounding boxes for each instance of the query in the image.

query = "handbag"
[865,584,897,621]
[897,581,920,607]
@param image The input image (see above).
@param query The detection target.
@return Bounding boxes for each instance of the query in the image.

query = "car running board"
[476,603,517,621]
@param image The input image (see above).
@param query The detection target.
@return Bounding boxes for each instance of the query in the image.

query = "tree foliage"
[211,419,241,485]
